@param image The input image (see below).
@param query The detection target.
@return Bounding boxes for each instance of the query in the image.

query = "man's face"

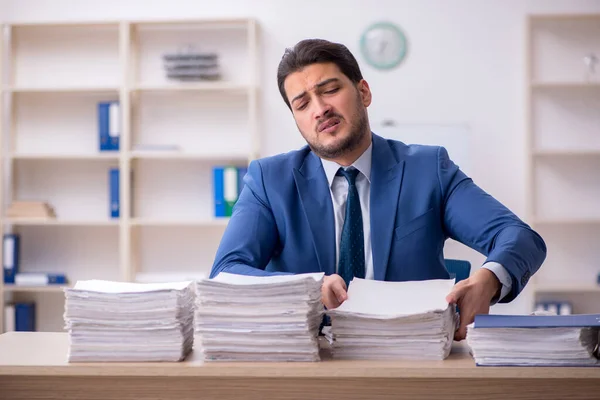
[284,62,372,160]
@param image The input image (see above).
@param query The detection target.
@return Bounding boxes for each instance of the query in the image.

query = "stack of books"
[64,280,195,362]
[467,314,600,366]
[195,272,325,361]
[7,201,56,219]
[327,278,458,360]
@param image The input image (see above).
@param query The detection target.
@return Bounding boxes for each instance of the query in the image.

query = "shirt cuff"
[481,262,512,304]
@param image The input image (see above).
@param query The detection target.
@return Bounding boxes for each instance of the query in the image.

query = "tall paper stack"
[195,272,325,361]
[64,280,195,362]
[467,314,600,366]
[327,278,458,360]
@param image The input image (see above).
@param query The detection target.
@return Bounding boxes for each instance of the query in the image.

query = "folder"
[474,313,600,328]
[98,101,120,151]
[3,234,20,284]
[14,273,68,286]
[223,166,238,217]
[468,313,600,366]
[109,168,120,218]
[213,166,242,217]
[15,303,35,332]
[213,167,226,217]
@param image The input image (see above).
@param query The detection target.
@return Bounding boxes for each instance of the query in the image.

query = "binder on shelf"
[213,167,226,217]
[4,305,15,332]
[14,272,68,286]
[3,234,20,284]
[223,166,239,216]
[213,166,244,218]
[534,301,573,315]
[109,168,120,218]
[15,303,35,332]
[98,101,120,151]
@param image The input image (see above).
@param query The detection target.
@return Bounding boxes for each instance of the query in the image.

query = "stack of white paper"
[327,278,457,360]
[195,272,325,361]
[467,314,600,366]
[64,279,195,362]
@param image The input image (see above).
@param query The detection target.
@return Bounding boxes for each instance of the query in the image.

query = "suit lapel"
[370,134,405,281]
[293,152,336,276]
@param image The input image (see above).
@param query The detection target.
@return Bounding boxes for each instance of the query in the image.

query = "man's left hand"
[445,268,501,341]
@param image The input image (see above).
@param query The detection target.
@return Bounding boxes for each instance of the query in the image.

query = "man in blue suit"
[210,39,546,340]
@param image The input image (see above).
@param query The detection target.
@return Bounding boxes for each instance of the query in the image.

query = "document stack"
[327,278,457,360]
[6,201,56,219]
[163,48,220,81]
[64,280,195,362]
[467,314,600,366]
[195,272,325,361]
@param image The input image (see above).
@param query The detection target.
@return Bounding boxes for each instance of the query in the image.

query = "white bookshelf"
[0,19,259,332]
[526,14,600,313]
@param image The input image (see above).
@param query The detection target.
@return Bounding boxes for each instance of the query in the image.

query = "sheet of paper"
[333,278,455,317]
[72,279,193,293]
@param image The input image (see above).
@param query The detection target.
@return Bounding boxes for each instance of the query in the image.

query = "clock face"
[360,22,408,70]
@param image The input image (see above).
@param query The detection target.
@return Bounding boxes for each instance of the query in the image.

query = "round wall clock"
[360,22,408,70]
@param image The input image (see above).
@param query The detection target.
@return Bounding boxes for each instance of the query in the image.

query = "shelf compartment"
[13,159,120,221]
[530,17,600,84]
[131,90,251,155]
[531,86,600,152]
[132,159,245,220]
[11,91,121,155]
[10,24,121,88]
[533,156,600,221]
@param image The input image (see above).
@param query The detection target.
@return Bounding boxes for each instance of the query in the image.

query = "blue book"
[109,168,120,218]
[15,303,35,332]
[3,234,20,284]
[98,101,120,151]
[213,167,226,217]
[474,313,600,328]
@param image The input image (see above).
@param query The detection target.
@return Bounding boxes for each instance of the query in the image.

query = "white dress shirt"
[320,143,512,301]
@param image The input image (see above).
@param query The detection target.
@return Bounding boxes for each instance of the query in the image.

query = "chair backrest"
[444,259,471,284]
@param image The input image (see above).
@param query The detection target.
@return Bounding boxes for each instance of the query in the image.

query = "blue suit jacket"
[210,134,546,303]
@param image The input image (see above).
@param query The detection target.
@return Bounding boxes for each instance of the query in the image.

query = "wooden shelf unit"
[526,14,600,311]
[0,18,259,332]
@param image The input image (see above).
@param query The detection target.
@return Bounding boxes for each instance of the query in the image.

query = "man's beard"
[302,102,368,160]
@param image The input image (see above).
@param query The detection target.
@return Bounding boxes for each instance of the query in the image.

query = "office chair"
[444,259,471,284]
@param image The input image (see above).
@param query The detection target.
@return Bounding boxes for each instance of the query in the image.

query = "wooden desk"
[0,332,599,400]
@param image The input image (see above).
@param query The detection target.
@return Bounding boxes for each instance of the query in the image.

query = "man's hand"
[321,274,348,309]
[445,268,501,341]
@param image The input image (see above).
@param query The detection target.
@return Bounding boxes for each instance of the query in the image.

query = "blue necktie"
[337,167,365,288]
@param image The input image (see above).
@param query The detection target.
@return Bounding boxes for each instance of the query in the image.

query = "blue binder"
[98,101,120,151]
[474,313,600,328]
[14,272,68,285]
[3,234,20,284]
[213,167,226,217]
[109,168,120,218]
[15,303,35,332]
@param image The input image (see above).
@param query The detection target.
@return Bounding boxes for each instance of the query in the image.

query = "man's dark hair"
[277,39,364,109]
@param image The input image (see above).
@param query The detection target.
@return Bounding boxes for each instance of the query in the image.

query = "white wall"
[3,0,600,314]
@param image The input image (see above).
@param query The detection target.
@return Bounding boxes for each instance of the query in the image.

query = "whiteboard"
[376,123,473,176]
